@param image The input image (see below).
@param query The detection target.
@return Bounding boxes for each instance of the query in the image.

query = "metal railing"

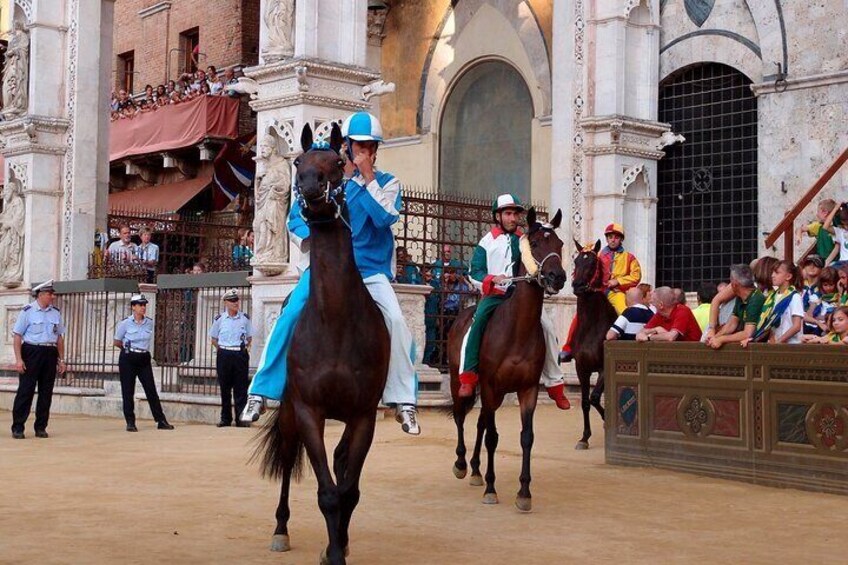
[88,209,255,279]
[53,279,140,389]
[154,272,252,396]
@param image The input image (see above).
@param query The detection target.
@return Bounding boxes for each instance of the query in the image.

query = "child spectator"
[607,287,654,341]
[751,256,780,293]
[837,264,848,305]
[800,254,825,335]
[796,199,838,261]
[748,260,803,345]
[692,283,717,332]
[823,201,848,268]
[638,282,654,311]
[803,306,848,345]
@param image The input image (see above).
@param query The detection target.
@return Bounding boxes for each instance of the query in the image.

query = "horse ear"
[551,209,562,229]
[593,239,602,253]
[329,122,343,154]
[300,124,314,153]
[526,207,537,231]
[573,238,583,253]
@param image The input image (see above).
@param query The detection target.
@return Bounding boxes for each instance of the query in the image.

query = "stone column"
[553,0,674,285]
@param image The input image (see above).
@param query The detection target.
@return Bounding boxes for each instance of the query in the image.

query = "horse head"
[571,238,603,295]
[293,122,346,221]
[521,208,567,295]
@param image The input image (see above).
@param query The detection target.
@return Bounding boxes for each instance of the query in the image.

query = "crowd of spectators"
[110,65,243,121]
[606,198,848,347]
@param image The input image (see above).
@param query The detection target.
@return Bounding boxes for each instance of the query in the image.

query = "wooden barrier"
[605,342,848,495]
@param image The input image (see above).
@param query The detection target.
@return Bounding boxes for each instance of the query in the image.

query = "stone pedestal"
[0,288,31,367]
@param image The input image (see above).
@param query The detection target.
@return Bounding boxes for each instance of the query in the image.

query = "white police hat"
[130,294,149,305]
[222,289,240,302]
[32,279,55,297]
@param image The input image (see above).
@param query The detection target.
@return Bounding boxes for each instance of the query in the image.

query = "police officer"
[114,294,174,432]
[209,289,253,427]
[11,280,66,439]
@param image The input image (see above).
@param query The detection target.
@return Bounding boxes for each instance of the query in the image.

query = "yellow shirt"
[692,303,711,331]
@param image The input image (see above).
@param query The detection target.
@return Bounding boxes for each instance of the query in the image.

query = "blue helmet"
[341,112,383,143]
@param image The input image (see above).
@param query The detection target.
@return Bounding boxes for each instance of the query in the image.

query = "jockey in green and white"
[457,194,571,409]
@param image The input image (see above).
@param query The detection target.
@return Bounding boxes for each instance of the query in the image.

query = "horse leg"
[452,399,468,479]
[271,401,299,552]
[333,426,353,484]
[296,409,345,565]
[515,386,538,513]
[590,370,606,420]
[336,416,377,560]
[576,368,592,450]
[468,410,485,487]
[482,407,500,505]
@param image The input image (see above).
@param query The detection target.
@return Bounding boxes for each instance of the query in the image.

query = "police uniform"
[115,295,172,431]
[11,280,65,438]
[209,289,253,426]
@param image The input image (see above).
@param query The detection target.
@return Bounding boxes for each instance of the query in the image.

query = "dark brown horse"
[255,123,390,565]
[447,209,566,512]
[570,239,617,449]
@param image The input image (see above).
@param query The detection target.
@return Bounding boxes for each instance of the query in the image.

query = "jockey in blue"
[240,112,421,435]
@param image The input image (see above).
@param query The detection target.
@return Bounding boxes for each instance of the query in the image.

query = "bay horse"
[255,123,390,565]
[570,239,617,449]
[446,209,566,512]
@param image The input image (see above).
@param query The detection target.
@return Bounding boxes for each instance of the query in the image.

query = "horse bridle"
[573,248,605,293]
[292,149,350,228]
[506,239,564,295]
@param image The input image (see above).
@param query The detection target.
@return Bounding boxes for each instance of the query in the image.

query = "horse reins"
[505,251,563,295]
[292,151,352,231]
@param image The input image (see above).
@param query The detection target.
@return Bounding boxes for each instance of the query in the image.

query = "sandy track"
[1,406,846,564]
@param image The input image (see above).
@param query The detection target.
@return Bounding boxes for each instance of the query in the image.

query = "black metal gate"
[656,63,758,289]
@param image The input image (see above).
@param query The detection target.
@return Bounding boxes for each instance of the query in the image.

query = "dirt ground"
[1,406,846,565]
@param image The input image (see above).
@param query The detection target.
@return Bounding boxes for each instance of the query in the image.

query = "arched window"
[656,63,758,289]
[439,61,533,202]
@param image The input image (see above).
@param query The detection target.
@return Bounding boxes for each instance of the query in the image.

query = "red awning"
[110,96,239,162]
[108,175,212,214]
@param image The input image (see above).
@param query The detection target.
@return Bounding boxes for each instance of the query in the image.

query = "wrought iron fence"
[153,272,252,396]
[88,209,258,279]
[393,189,548,371]
[53,279,140,389]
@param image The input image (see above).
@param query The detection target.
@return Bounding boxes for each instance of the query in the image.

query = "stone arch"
[660,35,763,83]
[417,0,551,134]
[438,59,534,201]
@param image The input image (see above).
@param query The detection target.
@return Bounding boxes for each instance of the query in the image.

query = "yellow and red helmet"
[604,223,625,239]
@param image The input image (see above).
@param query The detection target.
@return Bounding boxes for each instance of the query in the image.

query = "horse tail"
[250,399,305,482]
[435,387,478,420]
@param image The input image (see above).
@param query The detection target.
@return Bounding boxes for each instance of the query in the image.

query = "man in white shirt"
[107,224,137,263]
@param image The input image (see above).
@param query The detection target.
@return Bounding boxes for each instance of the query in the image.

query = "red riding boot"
[559,314,579,363]
[546,383,571,410]
[458,370,479,397]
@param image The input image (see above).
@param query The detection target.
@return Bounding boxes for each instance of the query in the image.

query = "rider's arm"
[470,245,502,296]
[358,175,401,229]
[287,198,310,243]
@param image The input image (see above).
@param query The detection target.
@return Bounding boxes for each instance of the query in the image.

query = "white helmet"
[341,112,383,142]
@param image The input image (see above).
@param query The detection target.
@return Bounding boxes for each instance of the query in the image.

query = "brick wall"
[113,0,260,93]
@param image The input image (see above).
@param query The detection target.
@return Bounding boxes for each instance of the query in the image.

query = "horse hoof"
[452,464,467,479]
[319,546,349,564]
[515,497,532,513]
[575,441,589,450]
[482,493,499,505]
[469,474,484,487]
[270,534,290,552]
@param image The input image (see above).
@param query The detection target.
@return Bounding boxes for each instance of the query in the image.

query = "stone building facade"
[112,0,260,93]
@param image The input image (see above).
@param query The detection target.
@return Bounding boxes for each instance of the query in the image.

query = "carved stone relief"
[262,0,295,63]
[0,164,26,288]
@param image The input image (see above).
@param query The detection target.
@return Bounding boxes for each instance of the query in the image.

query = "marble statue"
[263,0,295,61]
[0,168,25,288]
[253,134,291,274]
[2,20,30,120]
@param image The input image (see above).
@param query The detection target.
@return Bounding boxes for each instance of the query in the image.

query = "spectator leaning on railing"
[635,286,702,342]
[607,286,654,341]
[705,264,765,349]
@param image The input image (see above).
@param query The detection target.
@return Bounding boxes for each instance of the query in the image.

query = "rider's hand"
[491,275,508,285]
[608,279,620,289]
[354,153,375,183]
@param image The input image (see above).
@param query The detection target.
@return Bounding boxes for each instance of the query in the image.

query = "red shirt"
[645,304,703,342]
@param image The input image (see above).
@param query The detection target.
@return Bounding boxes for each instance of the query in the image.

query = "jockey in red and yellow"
[560,222,642,362]
[599,223,642,313]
